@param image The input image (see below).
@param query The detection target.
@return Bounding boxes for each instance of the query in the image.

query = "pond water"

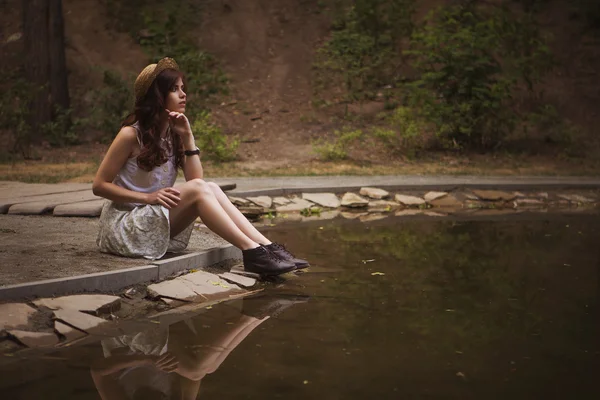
[1,214,598,399]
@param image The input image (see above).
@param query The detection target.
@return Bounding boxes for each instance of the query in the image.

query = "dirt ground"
[0,215,229,286]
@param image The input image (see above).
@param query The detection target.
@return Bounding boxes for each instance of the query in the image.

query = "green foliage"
[86,70,134,140]
[312,128,364,160]
[372,106,425,157]
[314,0,415,102]
[404,2,553,149]
[523,104,584,156]
[0,75,33,153]
[192,111,239,162]
[41,107,79,146]
[300,206,323,216]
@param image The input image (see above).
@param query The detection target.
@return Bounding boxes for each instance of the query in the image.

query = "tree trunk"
[22,0,51,145]
[49,0,70,115]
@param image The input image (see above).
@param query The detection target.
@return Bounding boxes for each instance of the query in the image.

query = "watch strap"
[184,147,200,156]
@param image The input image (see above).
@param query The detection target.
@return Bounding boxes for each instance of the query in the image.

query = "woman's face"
[165,77,186,113]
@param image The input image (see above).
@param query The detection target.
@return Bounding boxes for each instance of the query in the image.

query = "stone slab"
[147,279,199,301]
[218,272,257,288]
[53,309,108,332]
[341,192,369,207]
[246,196,273,209]
[7,330,59,348]
[272,196,291,206]
[368,200,399,212]
[0,182,92,199]
[230,266,261,279]
[359,187,390,199]
[152,245,242,280]
[179,270,240,295]
[302,193,340,208]
[0,303,37,330]
[395,194,426,206]
[53,200,105,217]
[54,320,87,342]
[424,191,448,202]
[3,190,100,214]
[472,190,516,201]
[275,198,314,212]
[0,265,159,301]
[429,195,463,208]
[33,294,121,314]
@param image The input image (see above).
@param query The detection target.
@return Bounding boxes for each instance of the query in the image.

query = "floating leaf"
[371,272,385,276]
[362,259,376,264]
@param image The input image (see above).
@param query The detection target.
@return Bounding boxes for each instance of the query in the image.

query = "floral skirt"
[96,200,194,260]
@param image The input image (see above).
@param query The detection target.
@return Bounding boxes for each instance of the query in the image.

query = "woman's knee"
[185,178,212,198]
[206,181,223,194]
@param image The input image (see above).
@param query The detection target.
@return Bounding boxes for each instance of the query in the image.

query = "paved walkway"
[2,176,600,217]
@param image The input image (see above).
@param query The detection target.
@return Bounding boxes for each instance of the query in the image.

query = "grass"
[1,150,598,184]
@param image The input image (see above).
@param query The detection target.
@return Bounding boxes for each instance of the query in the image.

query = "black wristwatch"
[184,147,200,156]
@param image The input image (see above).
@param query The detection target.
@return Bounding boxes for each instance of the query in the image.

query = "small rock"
[247,196,273,209]
[229,196,251,206]
[395,194,426,207]
[368,200,400,212]
[219,272,256,288]
[359,187,390,199]
[272,196,291,206]
[341,193,369,208]
[302,193,340,208]
[33,295,121,315]
[424,191,448,202]
[536,192,549,199]
[472,190,516,201]
[513,191,527,198]
[53,309,108,333]
[276,198,314,212]
[429,195,462,208]
[8,330,59,348]
[0,303,37,331]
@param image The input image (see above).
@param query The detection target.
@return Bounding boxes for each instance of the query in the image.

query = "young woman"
[92,57,308,276]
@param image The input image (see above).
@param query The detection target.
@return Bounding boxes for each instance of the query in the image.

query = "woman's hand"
[153,352,179,373]
[146,187,181,209]
[166,109,192,139]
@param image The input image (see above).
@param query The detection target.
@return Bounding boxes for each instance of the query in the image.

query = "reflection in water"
[90,293,309,400]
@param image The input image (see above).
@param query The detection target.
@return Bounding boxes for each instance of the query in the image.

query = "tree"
[21,0,70,150]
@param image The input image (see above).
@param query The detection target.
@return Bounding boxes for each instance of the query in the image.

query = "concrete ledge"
[153,245,242,279]
[0,265,159,301]
[0,246,243,301]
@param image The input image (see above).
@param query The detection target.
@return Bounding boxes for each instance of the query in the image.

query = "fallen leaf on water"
[303,380,309,385]
[362,259,376,264]
[318,226,324,230]
[456,372,466,380]
[371,272,385,276]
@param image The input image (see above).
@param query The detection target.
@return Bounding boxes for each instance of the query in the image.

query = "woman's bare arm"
[181,131,204,181]
[92,127,153,204]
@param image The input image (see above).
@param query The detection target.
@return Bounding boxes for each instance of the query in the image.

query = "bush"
[313,0,415,103]
[192,111,239,162]
[313,128,363,160]
[404,2,552,149]
[372,106,425,158]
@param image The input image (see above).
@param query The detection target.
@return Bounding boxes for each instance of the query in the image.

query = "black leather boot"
[242,246,296,276]
[265,242,310,270]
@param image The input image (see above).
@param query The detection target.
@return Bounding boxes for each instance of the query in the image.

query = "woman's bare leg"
[206,182,271,245]
[169,179,257,250]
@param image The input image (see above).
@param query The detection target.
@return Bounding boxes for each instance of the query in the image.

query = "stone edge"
[228,182,600,197]
[0,245,241,302]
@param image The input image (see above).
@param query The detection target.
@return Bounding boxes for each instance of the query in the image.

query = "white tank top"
[112,123,178,205]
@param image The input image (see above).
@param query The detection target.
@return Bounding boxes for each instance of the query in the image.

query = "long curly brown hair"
[122,69,185,171]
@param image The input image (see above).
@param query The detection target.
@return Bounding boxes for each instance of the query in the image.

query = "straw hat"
[134,57,179,102]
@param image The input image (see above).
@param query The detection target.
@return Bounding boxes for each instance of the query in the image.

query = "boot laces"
[273,243,295,259]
